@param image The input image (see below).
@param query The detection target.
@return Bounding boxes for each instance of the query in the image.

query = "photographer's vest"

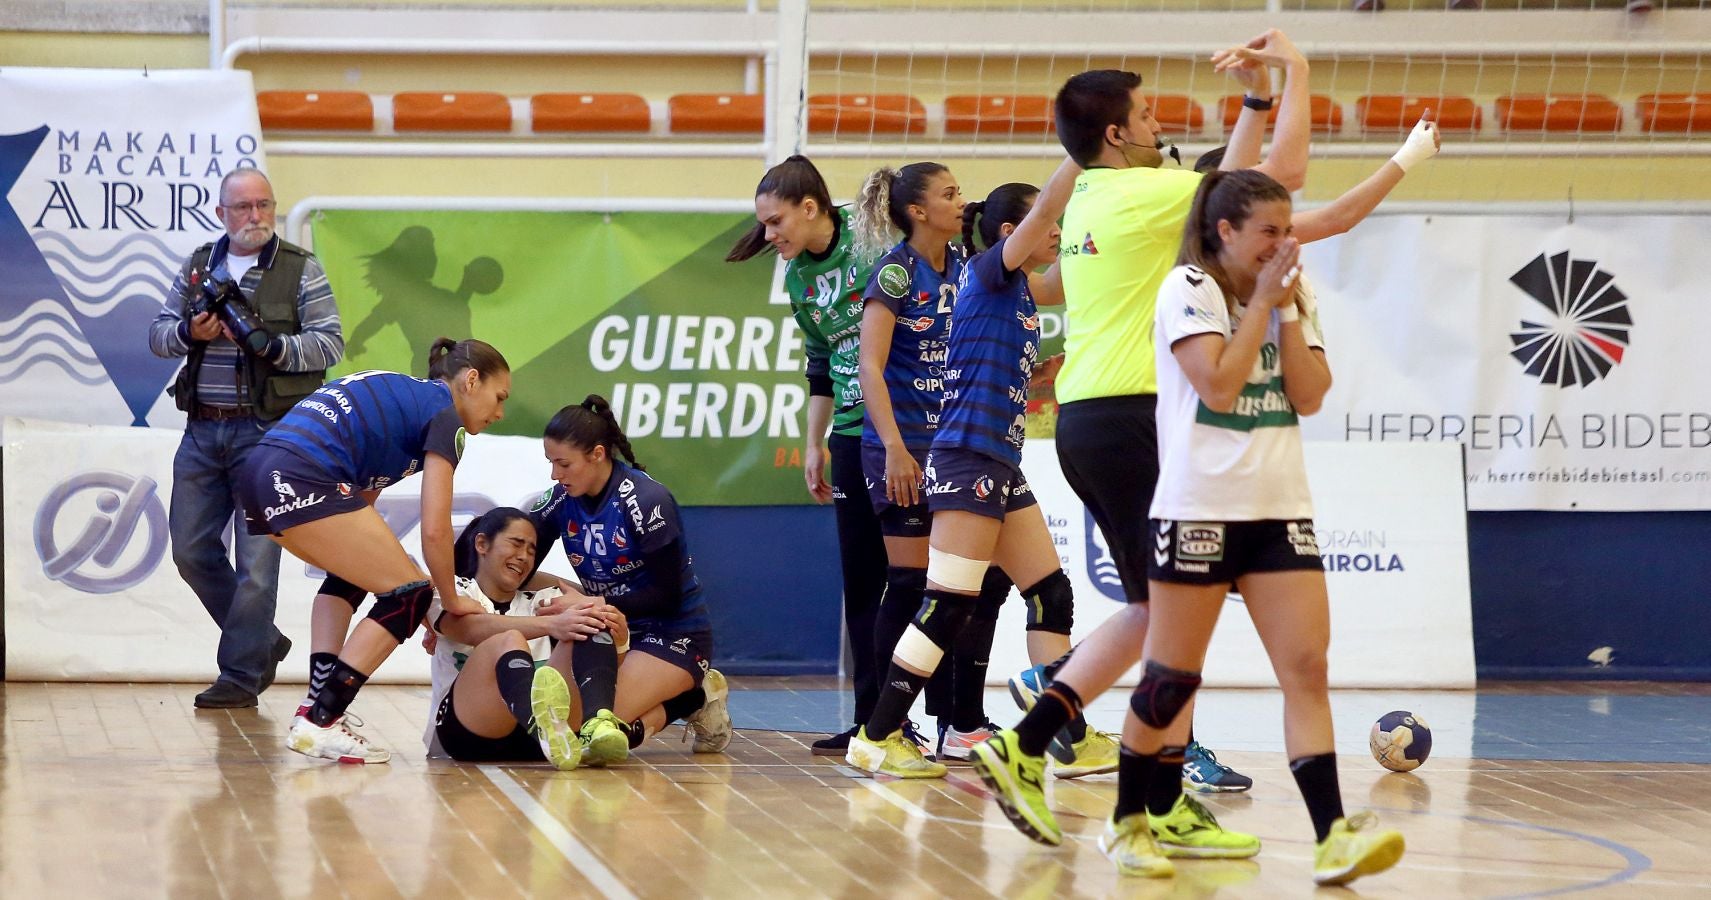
[174,238,324,422]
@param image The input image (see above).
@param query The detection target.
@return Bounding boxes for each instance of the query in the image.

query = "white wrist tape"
[1390,118,1440,172]
[1278,303,1300,323]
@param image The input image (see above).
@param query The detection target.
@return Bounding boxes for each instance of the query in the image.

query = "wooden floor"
[4,680,1710,899]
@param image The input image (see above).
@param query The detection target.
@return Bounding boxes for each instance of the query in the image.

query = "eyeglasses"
[222,200,276,216]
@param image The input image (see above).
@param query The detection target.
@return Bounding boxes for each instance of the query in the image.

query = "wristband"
[1278,304,1300,323]
[1242,95,1274,112]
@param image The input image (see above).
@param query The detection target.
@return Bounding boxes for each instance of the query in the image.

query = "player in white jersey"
[1103,168,1404,885]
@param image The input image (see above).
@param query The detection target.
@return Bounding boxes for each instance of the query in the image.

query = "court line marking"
[480,765,640,900]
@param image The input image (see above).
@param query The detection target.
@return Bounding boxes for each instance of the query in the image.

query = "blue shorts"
[631,624,713,687]
[860,442,931,537]
[237,445,366,536]
[923,447,1037,521]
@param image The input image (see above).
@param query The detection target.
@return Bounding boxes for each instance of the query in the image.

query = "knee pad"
[366,580,434,644]
[926,548,989,594]
[976,567,1012,617]
[1129,660,1203,730]
[894,589,976,671]
[886,565,927,598]
[1022,569,1074,635]
[318,573,368,611]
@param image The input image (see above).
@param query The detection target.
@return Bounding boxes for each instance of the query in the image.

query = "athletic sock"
[1015,683,1082,757]
[950,610,998,732]
[621,717,652,749]
[303,651,339,712]
[1290,752,1347,842]
[661,687,706,724]
[494,649,536,730]
[307,658,368,727]
[572,631,619,714]
[1114,745,1158,822]
[864,664,930,739]
[1147,745,1187,816]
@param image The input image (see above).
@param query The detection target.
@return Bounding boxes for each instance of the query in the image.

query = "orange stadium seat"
[1357,94,1482,133]
[256,91,374,131]
[392,91,512,133]
[532,93,650,133]
[1496,94,1622,132]
[943,95,1054,135]
[669,93,766,134]
[1149,94,1204,131]
[1637,93,1711,133]
[1220,94,1343,134]
[807,94,926,135]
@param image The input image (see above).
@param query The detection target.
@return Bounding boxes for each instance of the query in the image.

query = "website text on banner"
[1297,214,1711,512]
[0,68,265,431]
[991,439,1475,690]
[4,417,577,684]
[312,209,817,506]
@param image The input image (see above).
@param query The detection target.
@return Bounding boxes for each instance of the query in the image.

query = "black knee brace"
[1022,569,1074,635]
[318,573,368,611]
[911,588,978,651]
[366,580,435,644]
[975,567,1011,621]
[1129,660,1203,729]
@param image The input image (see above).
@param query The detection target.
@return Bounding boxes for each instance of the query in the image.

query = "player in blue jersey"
[529,395,731,767]
[237,337,510,763]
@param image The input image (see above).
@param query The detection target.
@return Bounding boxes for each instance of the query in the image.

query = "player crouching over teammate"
[529,396,731,766]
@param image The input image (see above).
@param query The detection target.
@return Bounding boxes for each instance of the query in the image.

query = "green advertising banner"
[312,209,814,507]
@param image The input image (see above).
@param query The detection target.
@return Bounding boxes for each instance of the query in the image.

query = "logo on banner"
[1083,509,1126,602]
[33,470,169,593]
[1508,251,1632,388]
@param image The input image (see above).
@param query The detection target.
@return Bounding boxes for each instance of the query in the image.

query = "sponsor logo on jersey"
[1184,304,1220,324]
[263,490,325,522]
[903,316,935,332]
[646,506,665,531]
[454,427,467,459]
[1018,312,1040,331]
[1176,523,1226,561]
[569,553,585,565]
[1287,521,1321,556]
[612,528,628,550]
[811,310,822,323]
[973,476,995,500]
[618,479,634,497]
[877,263,910,299]
[271,471,297,502]
[529,488,554,512]
[564,520,580,536]
[671,636,694,653]
[336,483,353,498]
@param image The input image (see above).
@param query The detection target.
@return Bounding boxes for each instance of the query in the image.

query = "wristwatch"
[1243,95,1275,112]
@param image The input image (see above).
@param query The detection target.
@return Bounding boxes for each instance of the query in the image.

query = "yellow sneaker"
[845,726,947,778]
[1052,727,1119,779]
[1314,811,1405,886]
[1098,812,1175,878]
[578,709,630,767]
[529,666,582,771]
[1148,793,1260,859]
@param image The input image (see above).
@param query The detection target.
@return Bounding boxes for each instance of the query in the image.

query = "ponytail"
[427,337,509,382]
[961,182,1041,254]
[852,166,900,262]
[728,155,837,263]
[1176,168,1296,314]
[959,200,986,254]
[544,394,645,471]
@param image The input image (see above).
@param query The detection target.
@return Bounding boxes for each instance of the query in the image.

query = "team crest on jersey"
[1081,233,1099,255]
[336,483,353,498]
[877,263,910,299]
[974,476,995,500]
[1017,312,1040,331]
[811,310,822,324]
[612,528,629,550]
[529,488,554,512]
[569,553,585,565]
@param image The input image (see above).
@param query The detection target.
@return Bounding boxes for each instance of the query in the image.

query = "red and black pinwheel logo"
[1508,251,1632,388]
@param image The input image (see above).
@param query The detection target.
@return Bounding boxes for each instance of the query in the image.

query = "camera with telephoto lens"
[189,273,276,357]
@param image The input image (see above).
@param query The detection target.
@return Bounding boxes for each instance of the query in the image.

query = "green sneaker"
[529,666,582,771]
[969,729,1060,846]
[578,709,630,767]
[1314,811,1405,886]
[1098,812,1175,878]
[1053,727,1120,779]
[845,726,947,779]
[1148,793,1260,859]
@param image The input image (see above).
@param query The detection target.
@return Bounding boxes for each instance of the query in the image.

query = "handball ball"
[1369,710,1432,772]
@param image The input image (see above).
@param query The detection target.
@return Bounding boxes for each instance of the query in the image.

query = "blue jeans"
[170,417,284,693]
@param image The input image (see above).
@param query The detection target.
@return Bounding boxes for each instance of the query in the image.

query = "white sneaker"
[288,714,391,764]
[936,722,999,762]
[684,668,732,753]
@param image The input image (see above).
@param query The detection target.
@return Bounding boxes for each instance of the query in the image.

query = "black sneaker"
[195,681,258,709]
[258,634,293,693]
[812,726,858,756]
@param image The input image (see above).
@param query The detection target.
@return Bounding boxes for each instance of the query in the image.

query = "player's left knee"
[365,580,434,644]
[1022,569,1074,635]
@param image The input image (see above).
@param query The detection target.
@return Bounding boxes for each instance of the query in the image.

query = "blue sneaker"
[1183,741,1253,793]
[1007,665,1076,765]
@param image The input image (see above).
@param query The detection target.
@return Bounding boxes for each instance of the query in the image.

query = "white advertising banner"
[4,418,570,683]
[0,68,265,432]
[999,438,1475,689]
[1296,214,1711,511]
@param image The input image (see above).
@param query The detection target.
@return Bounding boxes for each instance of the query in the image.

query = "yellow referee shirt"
[1055,166,1204,403]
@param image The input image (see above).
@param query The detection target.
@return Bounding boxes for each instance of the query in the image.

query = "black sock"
[661,687,706,724]
[950,611,998,732]
[1042,647,1073,680]
[874,567,925,674]
[494,649,536,730]
[1015,683,1082,757]
[1290,752,1346,842]
[572,631,619,714]
[306,651,339,707]
[1114,745,1158,822]
[1062,713,1089,746]
[1036,647,1088,747]
[923,656,953,722]
[1147,745,1187,816]
[307,658,368,726]
[622,717,648,749]
[865,663,930,739]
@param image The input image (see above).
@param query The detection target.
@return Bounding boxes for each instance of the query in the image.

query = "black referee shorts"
[1054,394,1159,604]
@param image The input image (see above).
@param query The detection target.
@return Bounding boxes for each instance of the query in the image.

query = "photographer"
[148,168,344,708]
